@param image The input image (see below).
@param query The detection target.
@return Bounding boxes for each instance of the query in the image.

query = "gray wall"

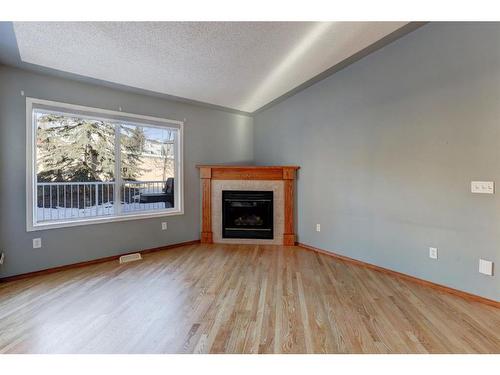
[254,23,500,301]
[0,65,253,278]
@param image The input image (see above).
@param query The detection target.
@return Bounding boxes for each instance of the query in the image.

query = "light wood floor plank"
[0,243,498,354]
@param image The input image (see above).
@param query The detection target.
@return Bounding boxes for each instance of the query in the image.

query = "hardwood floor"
[0,243,498,354]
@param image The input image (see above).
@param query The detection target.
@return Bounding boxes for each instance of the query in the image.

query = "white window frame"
[26,97,184,231]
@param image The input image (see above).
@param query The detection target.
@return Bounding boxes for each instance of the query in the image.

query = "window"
[26,98,183,231]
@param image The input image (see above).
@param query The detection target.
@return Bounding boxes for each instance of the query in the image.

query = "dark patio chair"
[138,178,174,207]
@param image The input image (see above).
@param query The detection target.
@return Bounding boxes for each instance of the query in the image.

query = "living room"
[0,0,498,373]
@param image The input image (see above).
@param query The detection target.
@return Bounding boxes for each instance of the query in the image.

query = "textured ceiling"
[12,22,407,112]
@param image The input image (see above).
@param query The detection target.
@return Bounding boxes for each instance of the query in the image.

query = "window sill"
[27,208,184,232]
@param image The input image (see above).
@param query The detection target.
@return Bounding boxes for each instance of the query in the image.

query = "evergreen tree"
[121,126,146,180]
[36,114,144,182]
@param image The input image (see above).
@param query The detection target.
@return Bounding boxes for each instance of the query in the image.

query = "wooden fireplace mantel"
[196,165,300,245]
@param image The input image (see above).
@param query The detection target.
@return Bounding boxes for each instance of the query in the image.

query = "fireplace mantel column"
[200,167,213,244]
[282,167,296,246]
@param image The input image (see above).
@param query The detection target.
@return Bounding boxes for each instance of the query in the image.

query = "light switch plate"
[429,247,438,259]
[161,222,168,230]
[316,224,321,232]
[471,181,494,194]
[479,259,493,276]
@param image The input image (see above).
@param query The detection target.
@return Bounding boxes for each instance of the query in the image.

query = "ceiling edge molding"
[252,21,429,115]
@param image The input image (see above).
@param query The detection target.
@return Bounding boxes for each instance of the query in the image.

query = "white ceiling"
[13,22,407,113]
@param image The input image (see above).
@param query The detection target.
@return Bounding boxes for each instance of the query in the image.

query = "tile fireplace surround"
[196,165,300,245]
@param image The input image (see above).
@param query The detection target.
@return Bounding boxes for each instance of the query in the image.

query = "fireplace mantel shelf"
[197,165,299,245]
[196,165,300,169]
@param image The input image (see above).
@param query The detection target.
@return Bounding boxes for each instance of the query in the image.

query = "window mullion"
[114,124,122,216]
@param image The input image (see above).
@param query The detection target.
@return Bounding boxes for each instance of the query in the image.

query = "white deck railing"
[36,180,172,222]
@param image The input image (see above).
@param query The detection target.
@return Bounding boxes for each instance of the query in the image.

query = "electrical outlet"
[479,259,493,276]
[161,222,168,230]
[33,238,42,249]
[429,247,438,259]
[316,224,321,232]
[0,252,4,265]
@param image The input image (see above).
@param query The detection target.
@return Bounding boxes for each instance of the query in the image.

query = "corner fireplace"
[222,190,273,239]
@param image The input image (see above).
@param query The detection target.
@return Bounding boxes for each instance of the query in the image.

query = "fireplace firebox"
[222,190,273,239]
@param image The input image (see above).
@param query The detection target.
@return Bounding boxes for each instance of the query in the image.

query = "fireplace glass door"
[222,190,273,239]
